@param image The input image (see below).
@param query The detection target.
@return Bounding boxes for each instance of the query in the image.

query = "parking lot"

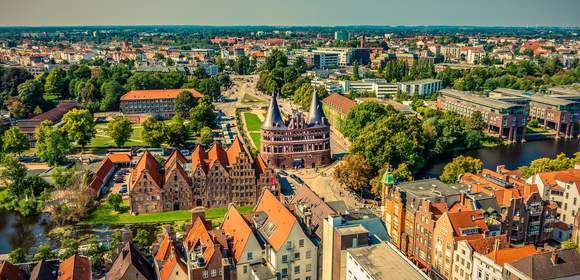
[109,168,130,196]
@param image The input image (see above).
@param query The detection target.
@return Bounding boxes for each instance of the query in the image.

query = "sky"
[0,0,579,27]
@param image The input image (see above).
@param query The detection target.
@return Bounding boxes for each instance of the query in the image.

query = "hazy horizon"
[1,0,579,27]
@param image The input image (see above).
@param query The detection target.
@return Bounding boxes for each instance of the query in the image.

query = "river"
[0,139,578,254]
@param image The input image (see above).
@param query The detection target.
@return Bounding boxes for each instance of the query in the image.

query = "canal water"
[0,139,578,254]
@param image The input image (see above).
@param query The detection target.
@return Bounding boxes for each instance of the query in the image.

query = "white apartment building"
[254,190,318,280]
[340,79,398,98]
[527,166,580,224]
[452,241,475,280]
[472,252,504,280]
[399,79,442,96]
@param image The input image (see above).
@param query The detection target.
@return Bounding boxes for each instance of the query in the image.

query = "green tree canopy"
[174,90,198,117]
[199,126,214,146]
[62,109,96,149]
[341,102,396,140]
[332,154,374,192]
[2,126,29,155]
[36,121,71,166]
[9,248,27,264]
[165,115,191,147]
[440,156,483,183]
[141,118,167,147]
[107,116,133,147]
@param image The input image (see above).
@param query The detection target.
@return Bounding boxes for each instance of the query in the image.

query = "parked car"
[279,170,288,176]
[118,186,128,194]
[290,174,304,184]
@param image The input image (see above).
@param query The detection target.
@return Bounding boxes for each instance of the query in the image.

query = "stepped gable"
[191,145,208,173]
[255,154,268,174]
[307,88,328,127]
[164,149,188,170]
[131,151,162,189]
[262,93,286,130]
[226,136,247,164]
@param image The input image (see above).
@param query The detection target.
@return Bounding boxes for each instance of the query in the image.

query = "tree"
[134,229,153,251]
[51,166,75,189]
[107,116,133,147]
[0,67,33,98]
[99,80,126,111]
[351,113,427,172]
[174,90,198,117]
[2,127,29,155]
[199,127,214,146]
[189,101,216,131]
[126,73,162,90]
[107,194,123,211]
[109,229,123,253]
[196,78,221,101]
[440,156,483,183]
[62,109,96,149]
[141,118,167,147]
[60,238,80,259]
[467,111,486,131]
[341,102,395,140]
[0,155,28,197]
[519,153,580,178]
[36,121,71,166]
[44,68,69,99]
[5,96,29,119]
[165,115,190,147]
[352,60,360,80]
[17,79,45,111]
[86,237,105,268]
[333,155,374,192]
[9,248,26,264]
[293,84,327,110]
[34,245,56,261]
[393,163,413,182]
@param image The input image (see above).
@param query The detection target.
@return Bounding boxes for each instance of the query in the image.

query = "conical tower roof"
[261,92,286,130]
[307,88,328,127]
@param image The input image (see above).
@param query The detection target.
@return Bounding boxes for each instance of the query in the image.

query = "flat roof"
[397,178,468,198]
[531,94,576,106]
[440,89,520,110]
[336,224,369,236]
[403,78,441,85]
[347,243,428,280]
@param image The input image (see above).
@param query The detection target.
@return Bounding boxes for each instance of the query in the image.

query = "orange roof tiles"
[158,252,187,280]
[164,150,187,170]
[88,157,114,193]
[106,153,132,164]
[120,88,202,101]
[191,139,252,173]
[485,245,538,266]
[131,151,162,190]
[447,210,489,239]
[322,93,357,115]
[467,235,509,255]
[222,205,253,262]
[154,234,173,262]
[184,217,218,263]
[255,190,297,251]
[226,136,244,164]
[58,255,91,280]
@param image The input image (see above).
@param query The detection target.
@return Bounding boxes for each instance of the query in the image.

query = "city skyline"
[1,0,579,27]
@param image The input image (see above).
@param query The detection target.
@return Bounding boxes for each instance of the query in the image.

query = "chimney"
[192,207,206,223]
[494,239,501,252]
[551,251,559,265]
[460,192,466,206]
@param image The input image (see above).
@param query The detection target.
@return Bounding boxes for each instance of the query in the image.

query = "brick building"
[15,100,79,146]
[260,91,331,169]
[460,168,557,245]
[437,89,527,142]
[120,88,203,122]
[129,137,277,214]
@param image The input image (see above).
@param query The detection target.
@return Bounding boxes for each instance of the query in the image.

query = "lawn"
[88,123,146,148]
[526,125,548,134]
[243,112,262,131]
[250,132,261,148]
[241,94,266,104]
[80,199,253,225]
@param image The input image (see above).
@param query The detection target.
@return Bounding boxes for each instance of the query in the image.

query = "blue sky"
[1,0,579,27]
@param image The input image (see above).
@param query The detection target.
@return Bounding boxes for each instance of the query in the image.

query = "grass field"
[80,199,253,225]
[244,112,262,131]
[241,94,266,104]
[243,112,262,148]
[88,123,146,148]
[526,126,549,134]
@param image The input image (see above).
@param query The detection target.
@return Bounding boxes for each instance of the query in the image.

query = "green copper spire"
[381,170,395,185]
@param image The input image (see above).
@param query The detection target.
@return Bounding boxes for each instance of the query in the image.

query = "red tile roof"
[158,252,187,280]
[446,210,489,239]
[32,101,79,123]
[58,255,91,280]
[222,205,254,262]
[106,153,132,164]
[485,245,538,266]
[131,151,162,190]
[322,93,357,115]
[191,139,252,173]
[184,217,220,264]
[120,88,202,101]
[255,190,297,251]
[88,157,114,193]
